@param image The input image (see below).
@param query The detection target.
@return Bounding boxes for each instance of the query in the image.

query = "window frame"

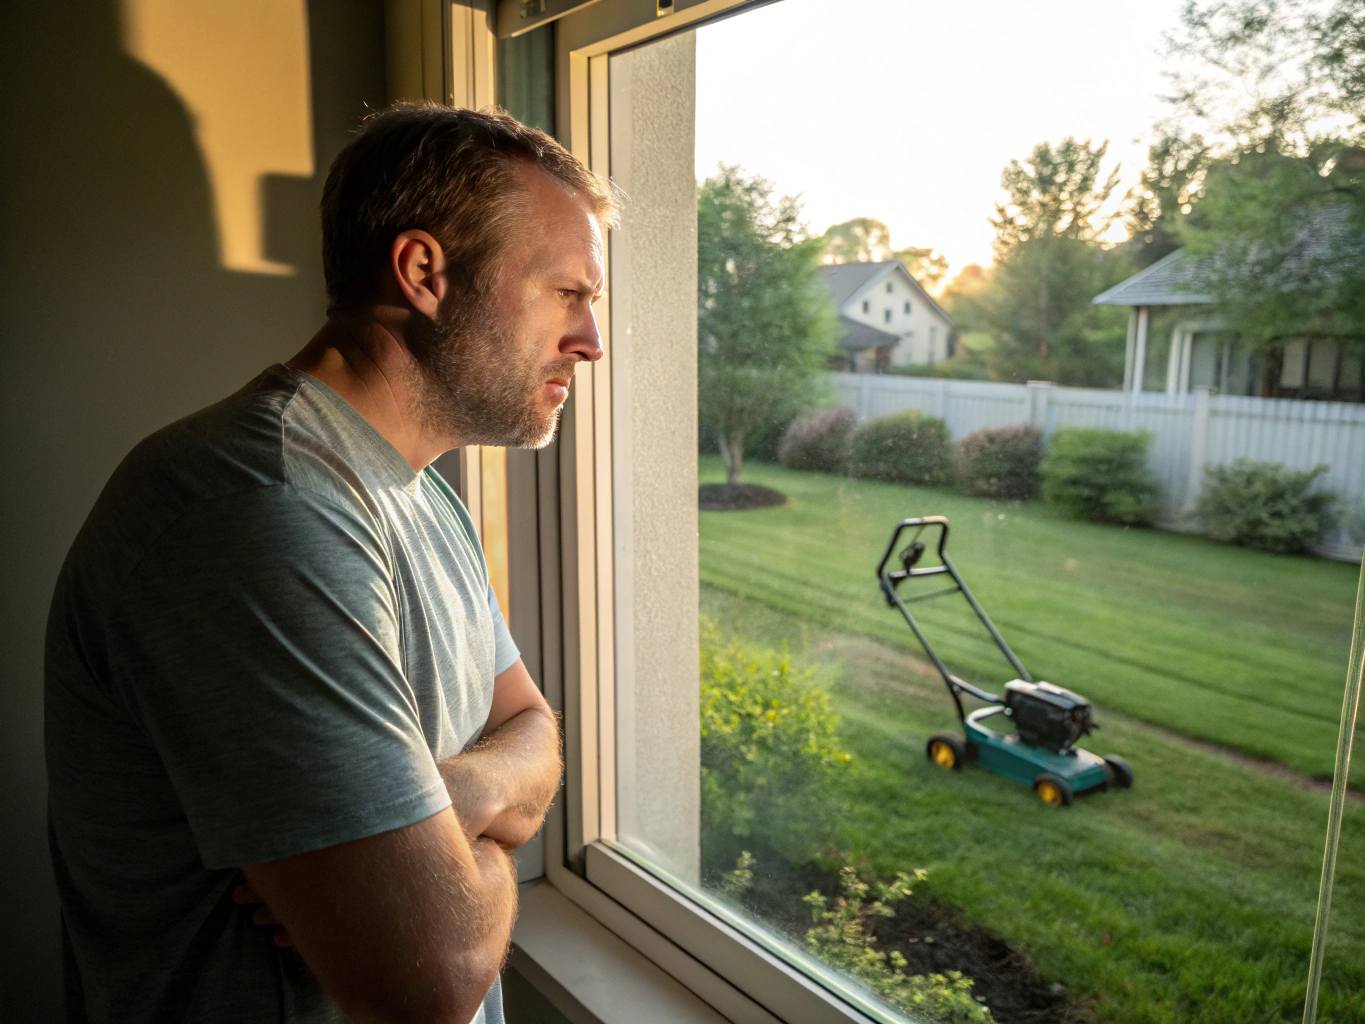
[523,2,911,1020]
[476,2,1361,1021]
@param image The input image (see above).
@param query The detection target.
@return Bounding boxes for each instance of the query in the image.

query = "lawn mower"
[875,516,1133,806]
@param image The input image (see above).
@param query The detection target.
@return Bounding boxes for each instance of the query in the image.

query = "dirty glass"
[603,3,1364,1022]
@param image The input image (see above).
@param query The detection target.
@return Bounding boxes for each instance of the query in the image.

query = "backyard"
[698,454,1364,1023]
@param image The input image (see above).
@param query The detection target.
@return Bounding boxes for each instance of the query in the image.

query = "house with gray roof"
[820,261,955,373]
[1094,207,1361,401]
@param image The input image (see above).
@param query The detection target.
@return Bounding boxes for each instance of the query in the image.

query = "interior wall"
[0,1,387,1014]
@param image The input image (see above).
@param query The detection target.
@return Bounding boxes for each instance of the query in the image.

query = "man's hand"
[440,659,561,849]
[233,876,293,947]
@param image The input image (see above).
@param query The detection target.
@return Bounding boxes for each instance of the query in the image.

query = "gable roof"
[1091,248,1211,307]
[836,314,901,352]
[819,260,956,326]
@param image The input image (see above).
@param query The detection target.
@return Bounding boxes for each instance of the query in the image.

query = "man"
[45,103,618,1023]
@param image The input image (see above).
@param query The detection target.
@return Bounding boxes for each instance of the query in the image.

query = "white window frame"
[515,2,910,1021]
[470,4,1358,1021]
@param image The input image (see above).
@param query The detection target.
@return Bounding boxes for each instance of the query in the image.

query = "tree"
[698,166,838,486]
[1178,141,1365,347]
[1157,0,1365,350]
[819,217,949,291]
[1120,131,1212,268]
[956,138,1130,386]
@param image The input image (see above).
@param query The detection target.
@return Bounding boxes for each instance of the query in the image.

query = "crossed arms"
[237,659,561,1024]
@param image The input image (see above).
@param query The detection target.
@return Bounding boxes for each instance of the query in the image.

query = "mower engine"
[1004,680,1096,754]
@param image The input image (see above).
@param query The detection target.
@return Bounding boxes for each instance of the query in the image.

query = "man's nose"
[562,305,604,363]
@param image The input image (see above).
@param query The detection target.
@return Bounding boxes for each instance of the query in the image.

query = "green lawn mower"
[876,516,1134,806]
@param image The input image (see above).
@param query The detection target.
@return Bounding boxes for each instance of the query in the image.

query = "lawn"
[698,456,1364,1023]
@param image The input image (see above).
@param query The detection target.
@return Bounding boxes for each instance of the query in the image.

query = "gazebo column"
[1129,306,1149,394]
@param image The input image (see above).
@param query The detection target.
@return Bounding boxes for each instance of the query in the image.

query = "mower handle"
[875,516,950,588]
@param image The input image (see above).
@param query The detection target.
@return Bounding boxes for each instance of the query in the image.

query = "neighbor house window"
[886,281,893,293]
[884,308,892,323]
[861,299,869,314]
[904,300,911,314]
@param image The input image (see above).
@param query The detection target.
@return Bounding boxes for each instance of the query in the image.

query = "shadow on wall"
[0,0,386,1014]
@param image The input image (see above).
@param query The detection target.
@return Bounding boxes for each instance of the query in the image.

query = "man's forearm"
[439,704,561,848]
[243,808,518,1024]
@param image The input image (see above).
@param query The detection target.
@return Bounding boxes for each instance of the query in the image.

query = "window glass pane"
[497,23,554,133]
[606,4,1365,1021]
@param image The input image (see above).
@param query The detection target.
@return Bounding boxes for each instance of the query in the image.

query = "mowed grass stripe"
[700,585,1364,1023]
[699,457,1358,779]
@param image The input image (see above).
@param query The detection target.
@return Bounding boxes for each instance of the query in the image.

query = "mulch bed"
[698,483,789,511]
[711,848,1086,1024]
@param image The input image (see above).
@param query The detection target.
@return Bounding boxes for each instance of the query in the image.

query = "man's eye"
[558,288,576,299]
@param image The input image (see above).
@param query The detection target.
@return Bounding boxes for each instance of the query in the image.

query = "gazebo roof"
[1091,248,1211,307]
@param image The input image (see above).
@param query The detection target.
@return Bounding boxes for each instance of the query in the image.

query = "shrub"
[1186,459,1337,554]
[699,619,850,852]
[778,407,856,472]
[954,425,1043,500]
[804,867,994,1023]
[1041,428,1159,525]
[848,411,953,486]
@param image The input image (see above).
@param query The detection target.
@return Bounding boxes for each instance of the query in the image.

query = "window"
[903,301,911,314]
[883,308,891,323]
[886,282,893,293]
[861,299,870,314]
[539,4,1365,1024]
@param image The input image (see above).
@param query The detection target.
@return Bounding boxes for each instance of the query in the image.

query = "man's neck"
[286,316,457,473]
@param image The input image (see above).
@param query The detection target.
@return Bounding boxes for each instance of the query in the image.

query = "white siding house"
[820,260,956,371]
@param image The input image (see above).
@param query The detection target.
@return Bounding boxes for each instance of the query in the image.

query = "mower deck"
[966,708,1110,795]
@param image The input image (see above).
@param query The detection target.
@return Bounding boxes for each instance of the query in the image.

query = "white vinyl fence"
[833,372,1365,559]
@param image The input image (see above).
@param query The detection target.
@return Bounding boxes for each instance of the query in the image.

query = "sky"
[694,0,1187,281]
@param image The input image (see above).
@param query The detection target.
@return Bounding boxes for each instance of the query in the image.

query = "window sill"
[512,879,729,1024]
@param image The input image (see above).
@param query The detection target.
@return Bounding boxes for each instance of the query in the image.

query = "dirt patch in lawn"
[699,483,788,511]
[717,848,1087,1024]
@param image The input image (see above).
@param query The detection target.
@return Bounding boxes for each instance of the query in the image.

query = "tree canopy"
[947,138,1131,386]
[698,165,837,485]
[1153,0,1365,349]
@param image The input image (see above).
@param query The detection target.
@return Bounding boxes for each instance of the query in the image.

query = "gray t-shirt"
[45,365,519,1023]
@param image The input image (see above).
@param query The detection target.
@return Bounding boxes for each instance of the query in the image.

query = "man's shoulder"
[59,368,332,590]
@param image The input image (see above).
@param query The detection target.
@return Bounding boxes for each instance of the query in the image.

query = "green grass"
[698,456,1364,1023]
[699,456,1359,780]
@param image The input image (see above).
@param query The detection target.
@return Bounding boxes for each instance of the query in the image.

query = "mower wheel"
[1033,773,1073,807]
[926,734,966,770]
[1103,755,1134,789]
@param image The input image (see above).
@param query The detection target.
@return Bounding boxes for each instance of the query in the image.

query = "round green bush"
[1186,459,1337,554]
[1040,428,1159,525]
[847,411,953,486]
[955,424,1043,500]
[777,407,856,473]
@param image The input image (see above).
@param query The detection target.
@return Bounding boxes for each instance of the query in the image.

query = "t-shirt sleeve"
[487,582,520,676]
[106,485,450,869]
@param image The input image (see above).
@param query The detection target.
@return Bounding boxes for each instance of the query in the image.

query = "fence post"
[1027,380,1053,434]
[936,379,949,422]
[858,374,872,422]
[1185,386,1211,512]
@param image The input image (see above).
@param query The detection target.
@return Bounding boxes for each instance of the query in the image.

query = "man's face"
[410,162,605,449]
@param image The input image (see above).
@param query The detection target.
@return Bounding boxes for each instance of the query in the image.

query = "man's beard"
[407,295,573,450]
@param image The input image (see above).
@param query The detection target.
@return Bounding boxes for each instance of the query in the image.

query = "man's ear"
[389,230,447,318]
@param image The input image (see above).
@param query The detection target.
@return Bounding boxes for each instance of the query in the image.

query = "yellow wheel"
[1033,772,1073,807]
[925,734,965,770]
